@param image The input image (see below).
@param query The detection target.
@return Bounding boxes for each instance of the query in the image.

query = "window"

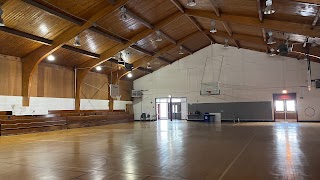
[275,100,284,112]
[286,100,296,112]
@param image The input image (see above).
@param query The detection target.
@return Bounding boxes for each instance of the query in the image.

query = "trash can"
[204,112,210,121]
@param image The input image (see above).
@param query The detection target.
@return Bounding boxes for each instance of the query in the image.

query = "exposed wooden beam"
[256,0,264,22]
[158,31,177,44]
[181,46,193,54]
[170,0,185,13]
[186,15,216,43]
[62,45,100,59]
[89,27,126,43]
[22,0,129,108]
[185,9,320,38]
[138,67,154,73]
[75,12,183,110]
[0,26,105,59]
[208,0,221,17]
[233,39,240,49]
[311,7,320,30]
[187,16,203,31]
[221,21,233,36]
[126,8,154,29]
[158,56,173,64]
[22,0,84,25]
[78,12,183,70]
[262,28,267,42]
[111,31,199,75]
[0,26,52,45]
[108,0,116,5]
[130,45,155,56]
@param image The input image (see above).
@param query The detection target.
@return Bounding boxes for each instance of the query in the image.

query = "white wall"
[133,44,320,121]
[0,96,132,111]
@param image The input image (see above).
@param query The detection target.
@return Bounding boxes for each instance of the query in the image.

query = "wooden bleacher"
[0,110,134,136]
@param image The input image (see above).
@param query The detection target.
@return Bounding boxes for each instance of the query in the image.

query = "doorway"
[273,93,298,122]
[156,97,187,120]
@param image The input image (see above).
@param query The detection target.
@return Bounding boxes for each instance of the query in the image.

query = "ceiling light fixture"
[0,7,4,26]
[264,0,275,15]
[267,31,276,45]
[47,55,55,61]
[155,31,162,42]
[74,34,81,47]
[120,6,128,21]
[179,46,184,55]
[95,66,102,71]
[224,39,229,48]
[210,20,217,33]
[147,62,152,69]
[187,0,196,7]
[282,89,288,94]
[269,48,276,56]
[127,72,133,78]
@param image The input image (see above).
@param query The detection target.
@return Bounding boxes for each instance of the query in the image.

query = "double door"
[273,93,298,122]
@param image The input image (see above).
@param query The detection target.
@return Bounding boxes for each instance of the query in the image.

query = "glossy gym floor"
[0,121,319,180]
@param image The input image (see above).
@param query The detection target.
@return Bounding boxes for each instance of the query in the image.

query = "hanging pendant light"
[264,0,275,15]
[155,31,162,42]
[0,7,5,26]
[74,34,81,47]
[147,62,152,69]
[210,20,217,33]
[120,6,128,21]
[179,46,184,55]
[224,39,229,48]
[187,0,196,7]
[269,48,276,56]
[267,31,276,45]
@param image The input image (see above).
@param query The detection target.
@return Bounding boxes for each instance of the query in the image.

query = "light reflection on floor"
[0,121,319,179]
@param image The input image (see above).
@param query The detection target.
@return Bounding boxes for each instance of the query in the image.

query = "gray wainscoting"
[188,102,273,121]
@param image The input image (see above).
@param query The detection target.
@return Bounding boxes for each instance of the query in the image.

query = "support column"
[22,61,37,106]
[75,69,89,111]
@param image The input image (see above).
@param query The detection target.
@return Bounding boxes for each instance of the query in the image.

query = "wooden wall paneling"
[31,63,74,98]
[119,80,133,101]
[0,55,22,96]
[81,72,109,100]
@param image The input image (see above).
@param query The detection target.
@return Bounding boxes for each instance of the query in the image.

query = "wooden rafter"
[170,0,184,13]
[221,21,240,48]
[108,0,116,5]
[125,7,154,29]
[21,0,129,106]
[181,46,193,54]
[262,28,267,42]
[186,15,215,43]
[256,0,264,22]
[130,45,155,56]
[158,31,177,44]
[311,7,320,30]
[89,27,126,43]
[75,11,183,110]
[185,9,320,37]
[208,0,221,17]
[22,0,83,25]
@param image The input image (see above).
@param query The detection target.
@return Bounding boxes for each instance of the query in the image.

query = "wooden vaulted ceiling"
[0,0,320,81]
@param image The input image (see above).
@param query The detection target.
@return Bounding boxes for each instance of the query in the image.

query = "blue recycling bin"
[204,112,210,121]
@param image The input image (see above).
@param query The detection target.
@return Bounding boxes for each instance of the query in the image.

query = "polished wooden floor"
[0,120,319,180]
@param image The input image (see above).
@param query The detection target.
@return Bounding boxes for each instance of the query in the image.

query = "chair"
[146,114,151,121]
[140,113,146,121]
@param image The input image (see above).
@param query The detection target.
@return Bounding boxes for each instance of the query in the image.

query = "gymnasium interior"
[0,0,320,179]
